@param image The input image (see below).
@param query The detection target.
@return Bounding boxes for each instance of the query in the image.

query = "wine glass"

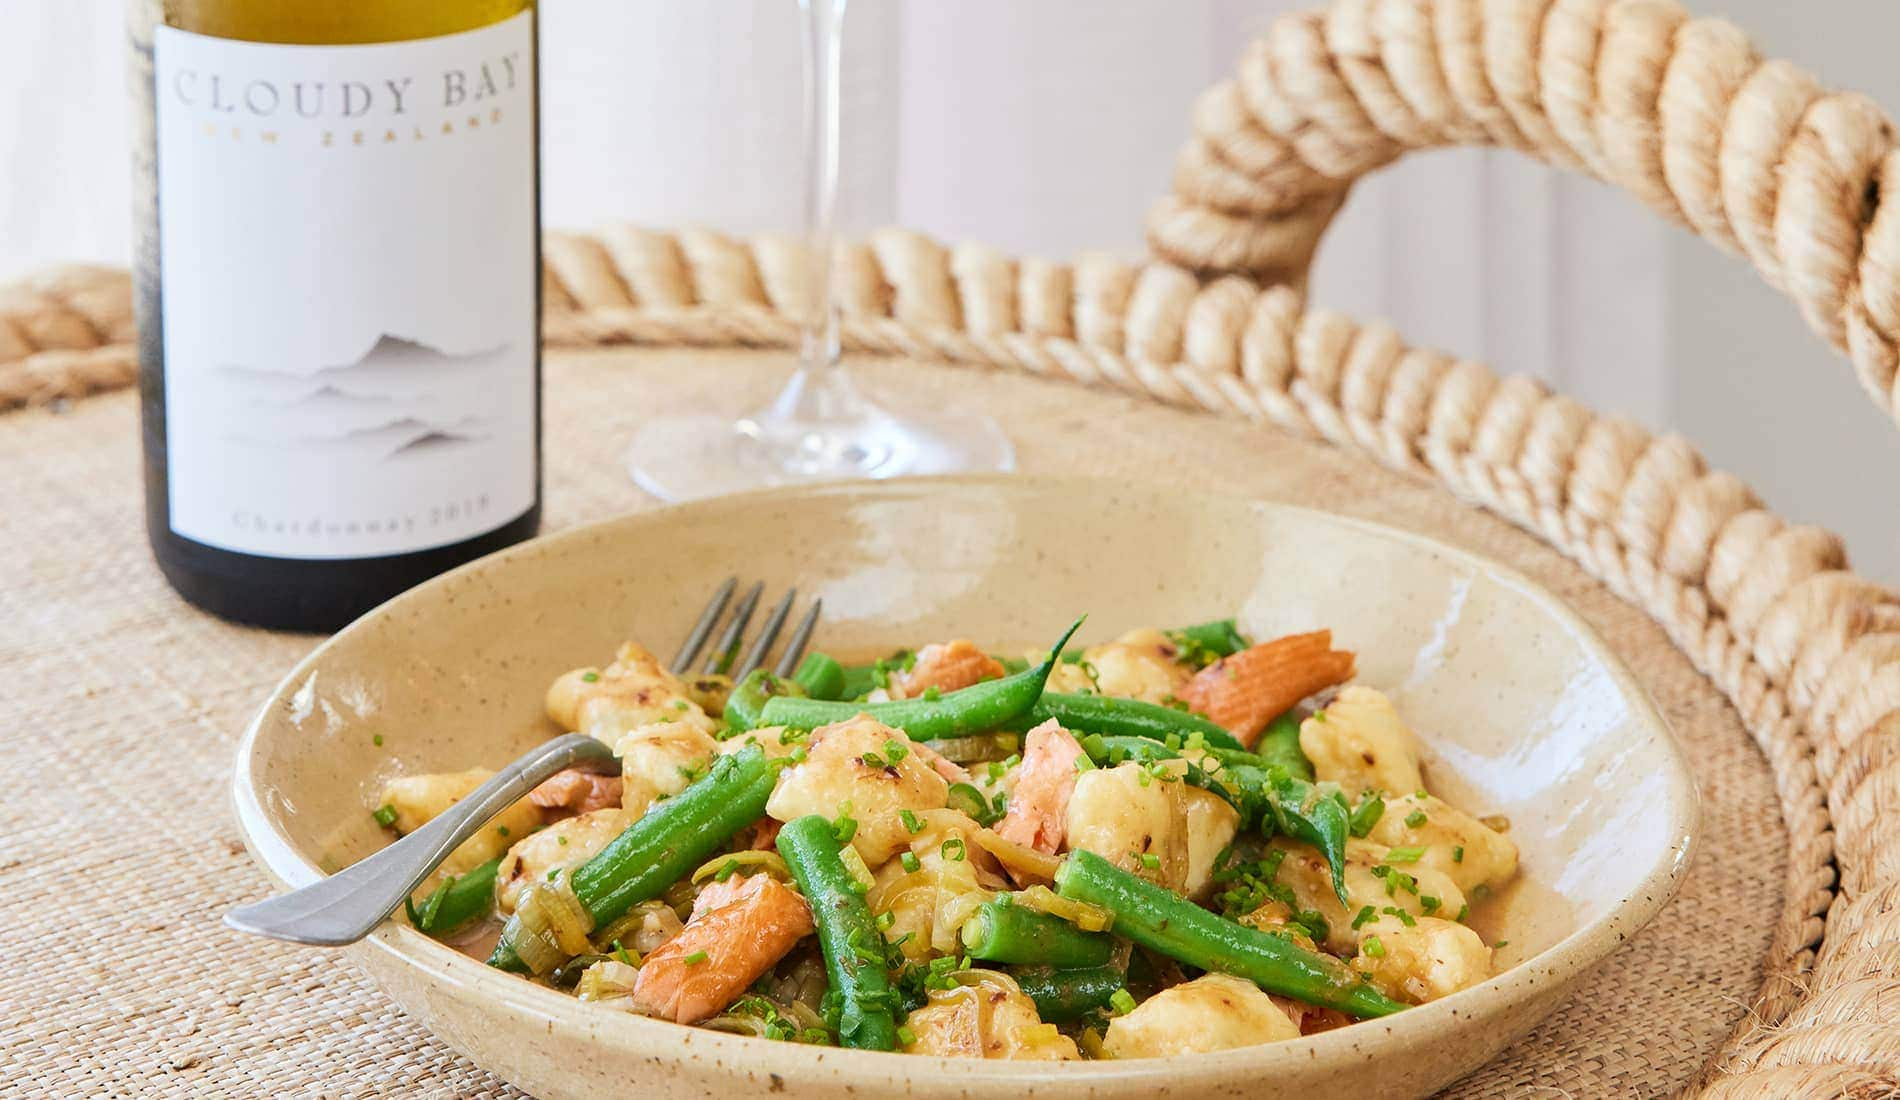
[625,0,1015,501]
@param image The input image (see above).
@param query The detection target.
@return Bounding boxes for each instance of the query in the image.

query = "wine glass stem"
[795,0,844,394]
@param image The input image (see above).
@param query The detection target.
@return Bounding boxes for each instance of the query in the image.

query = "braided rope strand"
[1153,0,1900,430]
[0,265,136,409]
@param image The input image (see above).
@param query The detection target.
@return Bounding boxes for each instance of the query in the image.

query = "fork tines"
[669,577,821,680]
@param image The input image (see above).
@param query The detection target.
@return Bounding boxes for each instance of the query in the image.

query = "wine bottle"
[129,1,542,632]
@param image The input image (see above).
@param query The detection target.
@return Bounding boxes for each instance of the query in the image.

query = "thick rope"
[5,225,1897,1091]
[0,265,136,410]
[1152,0,1900,434]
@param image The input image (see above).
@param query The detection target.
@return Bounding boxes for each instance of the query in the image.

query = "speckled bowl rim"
[231,474,1698,1088]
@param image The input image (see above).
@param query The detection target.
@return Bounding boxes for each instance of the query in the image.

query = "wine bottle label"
[153,14,536,560]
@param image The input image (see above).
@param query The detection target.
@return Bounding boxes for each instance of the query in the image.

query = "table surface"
[0,347,1782,1097]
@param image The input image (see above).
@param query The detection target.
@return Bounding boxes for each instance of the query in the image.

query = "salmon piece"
[1175,631,1355,747]
[891,640,1006,699]
[1270,993,1351,1035]
[688,872,767,920]
[993,720,1083,855]
[529,769,623,817]
[734,816,782,852]
[632,873,814,1025]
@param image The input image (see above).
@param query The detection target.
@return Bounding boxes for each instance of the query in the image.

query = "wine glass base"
[626,407,1016,502]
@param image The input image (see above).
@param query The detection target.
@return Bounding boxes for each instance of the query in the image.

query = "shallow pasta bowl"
[231,475,1696,1099]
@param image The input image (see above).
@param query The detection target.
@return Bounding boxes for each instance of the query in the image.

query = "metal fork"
[669,576,822,680]
[224,579,819,947]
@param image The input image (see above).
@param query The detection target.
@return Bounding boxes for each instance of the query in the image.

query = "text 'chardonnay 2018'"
[130,1,541,632]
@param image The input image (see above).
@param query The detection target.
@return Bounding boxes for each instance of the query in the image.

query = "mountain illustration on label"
[212,335,511,461]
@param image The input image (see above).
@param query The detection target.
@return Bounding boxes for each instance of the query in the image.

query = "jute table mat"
[1,346,1777,1098]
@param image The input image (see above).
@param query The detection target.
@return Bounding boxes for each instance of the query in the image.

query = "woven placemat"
[1,345,1780,1097]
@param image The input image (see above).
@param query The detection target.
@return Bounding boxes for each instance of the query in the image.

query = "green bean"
[776,814,899,1051]
[1253,711,1315,782]
[405,857,500,938]
[487,744,777,973]
[1220,759,1350,904]
[961,895,1115,968]
[1079,736,1347,903]
[1056,850,1404,1018]
[723,669,805,731]
[792,652,847,701]
[1006,963,1127,1022]
[1016,692,1244,751]
[1079,734,1241,806]
[837,649,920,701]
[1167,618,1251,663]
[760,618,1085,740]
[1000,618,1243,677]
[838,661,881,701]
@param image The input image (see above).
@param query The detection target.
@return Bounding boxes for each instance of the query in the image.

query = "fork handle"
[224,733,618,946]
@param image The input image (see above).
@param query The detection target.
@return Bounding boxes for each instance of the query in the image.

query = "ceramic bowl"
[232,475,1696,1099]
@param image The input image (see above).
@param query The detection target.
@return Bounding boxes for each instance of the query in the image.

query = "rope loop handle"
[1149,0,1900,429]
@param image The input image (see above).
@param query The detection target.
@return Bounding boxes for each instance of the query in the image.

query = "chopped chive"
[371,804,398,829]
[1420,895,1441,914]
[683,951,709,965]
[1108,988,1137,1016]
[899,851,921,874]
[1452,845,1465,863]
[899,809,924,835]
[496,825,510,837]
[1362,935,1386,958]
[371,734,384,747]
[581,671,599,683]
[1456,902,1470,922]
[1351,905,1378,930]
[1404,809,1428,828]
[1348,794,1385,838]
[1138,852,1161,869]
[896,1025,916,1047]
[1384,845,1426,864]
[941,838,966,862]
[875,910,895,931]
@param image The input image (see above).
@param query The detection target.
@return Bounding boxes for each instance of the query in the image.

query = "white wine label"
[154,15,536,559]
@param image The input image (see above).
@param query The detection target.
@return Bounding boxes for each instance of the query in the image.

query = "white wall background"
[4,1,1895,581]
